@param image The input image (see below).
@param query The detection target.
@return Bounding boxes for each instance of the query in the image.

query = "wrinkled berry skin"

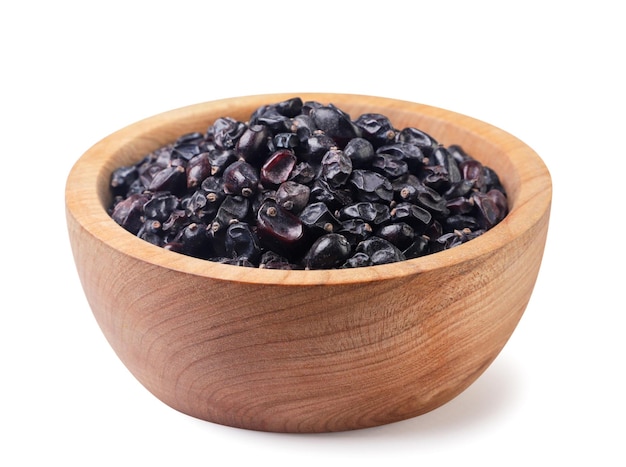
[108,97,508,269]
[310,105,361,147]
[321,148,352,188]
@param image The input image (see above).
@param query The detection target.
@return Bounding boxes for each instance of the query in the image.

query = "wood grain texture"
[65,93,551,432]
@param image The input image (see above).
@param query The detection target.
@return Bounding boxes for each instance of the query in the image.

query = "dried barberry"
[108,97,508,269]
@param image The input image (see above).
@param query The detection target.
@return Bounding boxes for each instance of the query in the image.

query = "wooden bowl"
[65,93,551,432]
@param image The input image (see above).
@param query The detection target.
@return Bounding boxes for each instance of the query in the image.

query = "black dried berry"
[111,193,149,235]
[276,181,310,213]
[236,124,272,164]
[348,170,393,203]
[186,153,213,188]
[356,237,405,265]
[261,149,297,187]
[299,201,341,235]
[210,195,250,233]
[224,222,261,263]
[256,199,306,257]
[310,105,360,147]
[144,193,179,222]
[303,233,351,270]
[338,202,391,226]
[176,222,211,258]
[376,222,415,250]
[354,113,396,148]
[210,117,246,150]
[223,160,259,197]
[343,137,375,169]
[390,202,432,231]
[321,148,352,188]
[148,165,186,195]
[110,165,138,197]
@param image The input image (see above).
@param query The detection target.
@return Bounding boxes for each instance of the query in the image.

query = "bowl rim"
[65,92,552,286]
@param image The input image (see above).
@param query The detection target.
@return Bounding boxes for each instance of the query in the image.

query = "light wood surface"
[65,93,551,432]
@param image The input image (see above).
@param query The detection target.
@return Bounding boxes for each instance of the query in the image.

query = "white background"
[2,1,624,465]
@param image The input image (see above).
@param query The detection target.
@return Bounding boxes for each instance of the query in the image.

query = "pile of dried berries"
[108,97,508,269]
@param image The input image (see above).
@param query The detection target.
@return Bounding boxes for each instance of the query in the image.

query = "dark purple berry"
[289,161,317,185]
[276,181,310,213]
[432,145,462,185]
[371,153,408,178]
[137,219,164,246]
[446,196,475,216]
[175,131,204,146]
[184,189,216,223]
[338,202,391,225]
[310,105,360,147]
[349,169,393,203]
[259,251,297,270]
[110,165,138,197]
[290,114,317,141]
[398,127,438,158]
[223,160,259,197]
[172,142,202,162]
[206,149,237,176]
[210,195,250,233]
[300,132,336,162]
[309,178,353,209]
[413,185,449,217]
[111,193,149,235]
[273,132,300,150]
[483,167,506,193]
[343,137,375,168]
[210,117,246,150]
[274,97,303,117]
[148,165,186,195]
[299,202,341,234]
[224,222,261,262]
[186,153,213,188]
[420,165,450,191]
[460,159,486,192]
[447,144,472,163]
[403,235,430,259]
[162,209,188,239]
[341,252,372,268]
[431,232,464,252]
[303,233,351,270]
[321,148,352,187]
[356,237,405,265]
[251,107,291,133]
[392,174,421,201]
[390,202,432,231]
[261,149,297,187]
[212,257,256,267]
[444,179,475,198]
[445,214,480,232]
[176,222,211,258]
[377,142,424,170]
[256,199,306,256]
[486,189,508,216]
[236,124,272,163]
[143,193,179,222]
[338,219,373,247]
[471,192,502,229]
[376,222,415,250]
[354,113,397,148]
